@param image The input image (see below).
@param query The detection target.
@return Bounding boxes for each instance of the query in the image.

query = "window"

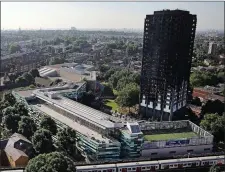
[151,153,157,155]
[204,148,210,151]
[128,168,131,170]
[132,168,136,170]
[141,167,145,170]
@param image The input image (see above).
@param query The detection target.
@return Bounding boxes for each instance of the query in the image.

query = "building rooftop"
[4,133,32,162]
[32,104,118,144]
[76,164,117,170]
[143,131,198,141]
[33,89,124,130]
[13,90,34,99]
[4,146,28,161]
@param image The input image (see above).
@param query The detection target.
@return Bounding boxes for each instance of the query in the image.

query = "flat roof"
[77,164,117,170]
[32,104,118,144]
[116,160,159,167]
[33,88,126,129]
[13,90,34,98]
[158,157,200,164]
[35,92,114,129]
[144,132,198,141]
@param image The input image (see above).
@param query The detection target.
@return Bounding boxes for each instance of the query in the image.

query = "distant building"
[38,63,96,82]
[140,10,197,121]
[208,42,217,55]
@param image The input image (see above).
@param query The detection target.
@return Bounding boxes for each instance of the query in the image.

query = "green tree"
[2,106,16,116]
[64,39,72,46]
[201,99,224,115]
[217,71,225,83]
[14,102,29,117]
[116,77,133,91]
[32,129,54,154]
[2,114,21,133]
[129,72,141,85]
[200,113,225,143]
[191,97,202,106]
[56,127,78,158]
[53,37,63,45]
[25,152,76,172]
[190,71,205,87]
[109,69,131,89]
[107,43,117,49]
[29,68,40,78]
[209,164,222,172]
[116,83,140,111]
[49,56,66,65]
[190,71,219,87]
[8,73,17,83]
[22,72,35,84]
[15,76,28,85]
[0,111,3,124]
[9,44,21,54]
[3,93,16,106]
[80,91,96,106]
[104,67,118,80]
[72,46,81,53]
[18,116,37,139]
[0,101,10,123]
[99,65,110,73]
[126,43,138,56]
[40,116,57,135]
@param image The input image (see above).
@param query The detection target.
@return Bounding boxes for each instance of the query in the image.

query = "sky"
[1,2,224,31]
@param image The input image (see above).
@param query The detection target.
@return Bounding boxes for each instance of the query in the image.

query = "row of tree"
[200,113,225,143]
[190,70,224,87]
[4,68,40,86]
[0,92,79,171]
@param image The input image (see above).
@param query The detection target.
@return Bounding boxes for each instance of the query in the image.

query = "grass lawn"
[105,99,119,111]
[144,132,197,141]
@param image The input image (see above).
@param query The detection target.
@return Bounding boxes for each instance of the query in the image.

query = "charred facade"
[140,10,197,121]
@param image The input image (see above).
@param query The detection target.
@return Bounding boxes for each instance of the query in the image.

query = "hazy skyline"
[1,2,224,31]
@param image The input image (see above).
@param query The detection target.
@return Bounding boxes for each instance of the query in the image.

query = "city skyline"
[1,2,224,31]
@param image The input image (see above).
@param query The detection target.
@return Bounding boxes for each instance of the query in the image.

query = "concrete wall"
[141,144,213,159]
